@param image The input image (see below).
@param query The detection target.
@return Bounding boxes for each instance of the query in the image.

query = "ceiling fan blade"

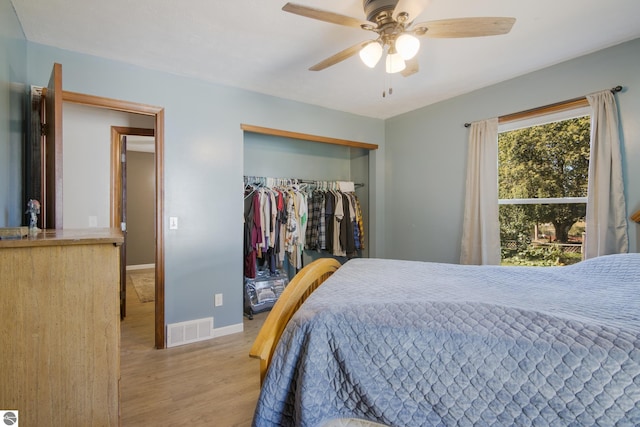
[400,57,419,77]
[309,41,372,71]
[283,3,366,29]
[393,0,430,23]
[415,17,516,38]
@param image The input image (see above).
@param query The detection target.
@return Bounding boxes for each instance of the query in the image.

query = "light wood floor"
[121,271,268,426]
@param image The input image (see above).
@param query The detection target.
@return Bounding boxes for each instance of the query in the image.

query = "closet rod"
[298,179,365,188]
[463,85,623,128]
[244,176,365,188]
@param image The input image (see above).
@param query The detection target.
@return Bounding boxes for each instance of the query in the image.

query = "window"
[498,105,591,266]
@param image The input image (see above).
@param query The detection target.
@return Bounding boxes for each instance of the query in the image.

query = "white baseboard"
[126,263,155,271]
[213,322,244,338]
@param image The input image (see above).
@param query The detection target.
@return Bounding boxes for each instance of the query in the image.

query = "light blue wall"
[244,133,353,180]
[0,0,26,227]
[25,43,385,330]
[3,0,636,337]
[386,38,640,262]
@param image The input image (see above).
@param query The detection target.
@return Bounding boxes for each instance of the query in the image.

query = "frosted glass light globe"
[385,52,406,73]
[359,42,383,68]
[396,33,420,60]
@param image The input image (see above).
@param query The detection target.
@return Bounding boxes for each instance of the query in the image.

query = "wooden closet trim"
[241,123,378,150]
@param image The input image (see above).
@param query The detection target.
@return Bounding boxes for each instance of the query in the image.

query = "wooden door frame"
[62,90,166,349]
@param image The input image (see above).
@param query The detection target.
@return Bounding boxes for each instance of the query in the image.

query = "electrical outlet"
[214,293,223,307]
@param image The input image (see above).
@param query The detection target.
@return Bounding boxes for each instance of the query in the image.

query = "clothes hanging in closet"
[243,178,365,278]
[305,188,364,259]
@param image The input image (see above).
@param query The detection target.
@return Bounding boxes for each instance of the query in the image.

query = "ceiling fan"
[283,0,516,76]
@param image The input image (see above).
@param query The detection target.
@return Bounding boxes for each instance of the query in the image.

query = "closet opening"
[242,126,376,319]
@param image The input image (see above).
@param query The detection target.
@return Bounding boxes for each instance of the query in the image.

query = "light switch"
[169,217,178,230]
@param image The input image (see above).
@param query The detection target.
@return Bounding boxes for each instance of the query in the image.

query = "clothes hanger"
[244,181,263,200]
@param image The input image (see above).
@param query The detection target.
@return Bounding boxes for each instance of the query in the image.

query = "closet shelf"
[241,124,378,151]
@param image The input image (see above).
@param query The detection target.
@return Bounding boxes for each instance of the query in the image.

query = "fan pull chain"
[382,72,394,98]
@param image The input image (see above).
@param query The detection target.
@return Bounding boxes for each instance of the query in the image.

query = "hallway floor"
[120,274,267,426]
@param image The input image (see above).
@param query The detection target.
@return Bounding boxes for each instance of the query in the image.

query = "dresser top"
[0,228,124,248]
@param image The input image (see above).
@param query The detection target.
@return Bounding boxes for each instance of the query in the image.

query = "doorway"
[40,63,166,348]
[62,91,166,349]
[116,133,157,349]
[110,125,164,348]
[112,129,155,323]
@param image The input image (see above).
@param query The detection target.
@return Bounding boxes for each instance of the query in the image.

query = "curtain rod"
[464,85,623,128]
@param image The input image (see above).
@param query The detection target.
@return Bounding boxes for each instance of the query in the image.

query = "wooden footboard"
[249,258,342,385]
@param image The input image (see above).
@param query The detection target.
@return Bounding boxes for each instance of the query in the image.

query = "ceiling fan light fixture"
[282,2,516,76]
[395,33,420,60]
[385,50,406,73]
[359,41,383,68]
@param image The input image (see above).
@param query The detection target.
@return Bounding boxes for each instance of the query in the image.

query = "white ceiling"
[10,0,640,119]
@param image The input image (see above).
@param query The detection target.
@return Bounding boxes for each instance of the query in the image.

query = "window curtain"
[584,90,628,258]
[460,118,500,265]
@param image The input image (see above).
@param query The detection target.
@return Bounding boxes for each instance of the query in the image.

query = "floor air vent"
[167,317,214,347]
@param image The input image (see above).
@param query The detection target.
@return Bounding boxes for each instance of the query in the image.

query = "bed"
[250,254,640,427]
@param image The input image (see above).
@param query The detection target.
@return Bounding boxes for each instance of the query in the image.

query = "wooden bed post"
[249,258,342,385]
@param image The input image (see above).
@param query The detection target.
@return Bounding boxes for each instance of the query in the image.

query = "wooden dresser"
[0,228,123,426]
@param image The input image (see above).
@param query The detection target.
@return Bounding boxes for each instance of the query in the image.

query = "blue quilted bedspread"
[252,254,640,427]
